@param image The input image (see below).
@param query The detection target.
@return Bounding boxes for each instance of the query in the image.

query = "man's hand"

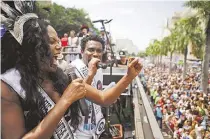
[84,58,101,85]
[127,58,143,79]
[88,58,101,77]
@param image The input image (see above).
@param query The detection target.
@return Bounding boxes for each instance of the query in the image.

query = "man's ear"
[81,50,84,53]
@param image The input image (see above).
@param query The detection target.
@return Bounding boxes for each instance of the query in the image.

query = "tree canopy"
[36,2,97,37]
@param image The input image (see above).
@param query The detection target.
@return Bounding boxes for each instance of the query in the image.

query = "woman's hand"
[61,78,86,105]
[127,58,143,79]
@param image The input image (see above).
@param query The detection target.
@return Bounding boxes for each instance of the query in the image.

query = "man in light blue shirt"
[155,104,163,129]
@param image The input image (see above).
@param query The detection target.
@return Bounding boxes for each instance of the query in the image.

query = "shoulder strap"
[71,59,88,79]
[1,68,26,99]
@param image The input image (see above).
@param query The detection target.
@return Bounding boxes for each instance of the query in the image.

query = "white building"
[161,8,200,64]
[115,39,139,55]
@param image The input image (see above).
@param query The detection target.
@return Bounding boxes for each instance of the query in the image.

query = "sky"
[52,0,187,51]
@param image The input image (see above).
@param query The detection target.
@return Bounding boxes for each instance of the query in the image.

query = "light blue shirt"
[156,107,162,118]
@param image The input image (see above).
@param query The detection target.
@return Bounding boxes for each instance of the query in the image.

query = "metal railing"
[62,46,81,63]
[133,78,145,139]
[135,77,164,139]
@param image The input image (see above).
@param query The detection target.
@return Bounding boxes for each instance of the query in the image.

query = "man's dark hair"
[80,35,105,51]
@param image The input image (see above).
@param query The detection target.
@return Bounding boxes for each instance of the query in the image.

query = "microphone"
[92,19,106,23]
[65,65,89,116]
[97,60,116,69]
[97,62,107,69]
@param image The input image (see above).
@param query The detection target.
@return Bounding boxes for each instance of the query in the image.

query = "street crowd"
[143,66,210,139]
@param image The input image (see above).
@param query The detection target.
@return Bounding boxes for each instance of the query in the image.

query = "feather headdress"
[1,1,38,44]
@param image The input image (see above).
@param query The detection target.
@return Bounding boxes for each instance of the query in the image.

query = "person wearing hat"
[117,50,128,67]
[80,24,89,37]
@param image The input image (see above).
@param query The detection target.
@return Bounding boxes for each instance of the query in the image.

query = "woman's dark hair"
[49,68,81,131]
[80,35,105,51]
[1,1,80,133]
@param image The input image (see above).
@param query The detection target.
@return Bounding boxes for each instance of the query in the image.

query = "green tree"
[137,51,147,58]
[146,43,155,64]
[185,1,210,94]
[161,34,176,73]
[174,16,203,79]
[153,39,162,65]
[145,39,162,65]
[36,3,97,37]
[190,32,205,60]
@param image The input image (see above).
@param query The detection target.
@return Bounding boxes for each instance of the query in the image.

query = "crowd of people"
[59,25,113,63]
[143,66,210,139]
